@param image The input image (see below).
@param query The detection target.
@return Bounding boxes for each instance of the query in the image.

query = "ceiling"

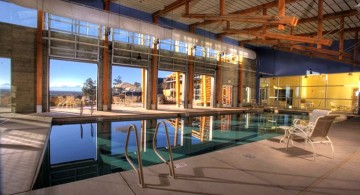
[110,0,360,48]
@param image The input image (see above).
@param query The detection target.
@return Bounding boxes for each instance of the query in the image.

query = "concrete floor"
[1,109,360,195]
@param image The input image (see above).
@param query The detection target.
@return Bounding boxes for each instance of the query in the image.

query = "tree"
[82,78,96,100]
[113,76,122,86]
[134,82,141,88]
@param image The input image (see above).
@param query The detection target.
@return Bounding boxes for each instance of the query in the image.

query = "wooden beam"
[339,16,344,60]
[290,26,294,50]
[291,45,352,58]
[317,0,323,48]
[153,0,191,17]
[184,14,298,26]
[278,0,285,30]
[222,30,332,46]
[221,9,357,36]
[354,30,359,64]
[276,47,358,66]
[262,7,267,37]
[220,0,225,16]
[36,11,43,112]
[190,0,303,28]
[299,26,360,37]
[185,1,189,15]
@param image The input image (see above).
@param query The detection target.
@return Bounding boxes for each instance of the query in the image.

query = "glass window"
[0,1,37,28]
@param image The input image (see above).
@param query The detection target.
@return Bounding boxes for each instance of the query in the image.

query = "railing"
[152,121,176,178]
[125,125,145,187]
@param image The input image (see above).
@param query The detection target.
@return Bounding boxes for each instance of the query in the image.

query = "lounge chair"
[286,115,338,160]
[279,109,331,143]
[293,109,331,132]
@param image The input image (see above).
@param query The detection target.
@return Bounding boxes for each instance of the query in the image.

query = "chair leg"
[286,134,292,151]
[309,141,317,161]
[327,136,335,159]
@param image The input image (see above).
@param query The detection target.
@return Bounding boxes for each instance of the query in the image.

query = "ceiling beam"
[224,30,332,46]
[220,9,358,37]
[317,0,323,48]
[291,45,352,58]
[183,14,298,26]
[278,0,285,30]
[189,0,303,29]
[153,0,192,18]
[276,47,358,66]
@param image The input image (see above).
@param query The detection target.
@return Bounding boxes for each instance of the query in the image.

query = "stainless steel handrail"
[125,124,145,188]
[153,121,176,178]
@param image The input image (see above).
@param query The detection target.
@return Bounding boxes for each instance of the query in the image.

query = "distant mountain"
[50,85,82,92]
[0,83,10,89]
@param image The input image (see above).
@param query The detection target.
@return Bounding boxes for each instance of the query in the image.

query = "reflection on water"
[34,113,307,189]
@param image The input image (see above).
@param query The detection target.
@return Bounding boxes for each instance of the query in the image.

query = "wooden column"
[290,26,294,51]
[317,0,323,48]
[36,11,44,113]
[339,16,344,60]
[141,68,146,104]
[176,72,181,107]
[216,36,222,107]
[220,0,225,16]
[262,7,267,39]
[354,30,359,64]
[238,55,243,106]
[188,47,194,108]
[278,0,285,30]
[102,1,110,111]
[151,43,159,109]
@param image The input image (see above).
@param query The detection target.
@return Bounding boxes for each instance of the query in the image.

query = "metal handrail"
[153,121,176,178]
[125,125,145,188]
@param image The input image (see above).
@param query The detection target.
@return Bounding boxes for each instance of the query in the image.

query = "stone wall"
[0,22,37,113]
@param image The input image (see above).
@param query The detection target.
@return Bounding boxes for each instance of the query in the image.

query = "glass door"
[222,85,232,107]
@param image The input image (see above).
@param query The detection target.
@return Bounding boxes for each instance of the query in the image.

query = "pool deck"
[1,107,360,195]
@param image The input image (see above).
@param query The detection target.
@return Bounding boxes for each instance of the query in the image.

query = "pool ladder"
[124,125,145,188]
[124,122,176,188]
[152,121,176,178]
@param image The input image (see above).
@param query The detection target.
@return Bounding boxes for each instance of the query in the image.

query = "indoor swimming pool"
[33,112,307,189]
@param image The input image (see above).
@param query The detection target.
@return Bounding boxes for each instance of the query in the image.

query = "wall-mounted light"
[136,53,142,60]
[309,68,313,74]
[348,72,353,76]
[304,75,308,78]
[105,27,111,36]
[154,38,160,44]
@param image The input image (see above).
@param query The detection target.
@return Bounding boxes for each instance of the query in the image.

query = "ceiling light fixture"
[136,53,141,60]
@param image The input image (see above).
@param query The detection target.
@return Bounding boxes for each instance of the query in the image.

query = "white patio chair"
[286,115,338,160]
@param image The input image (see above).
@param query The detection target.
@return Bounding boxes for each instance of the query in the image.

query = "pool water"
[33,113,307,189]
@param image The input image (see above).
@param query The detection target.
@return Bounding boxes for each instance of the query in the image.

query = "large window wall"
[260,73,360,112]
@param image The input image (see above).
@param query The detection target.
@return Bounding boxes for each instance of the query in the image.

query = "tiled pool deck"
[1,107,360,195]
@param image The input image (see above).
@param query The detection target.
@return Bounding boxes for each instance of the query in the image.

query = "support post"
[238,57,243,107]
[216,36,222,107]
[36,11,44,113]
[354,30,359,64]
[142,68,146,105]
[176,72,181,107]
[317,0,323,48]
[102,0,110,111]
[187,47,194,108]
[151,43,159,110]
[339,16,344,60]
[278,0,285,30]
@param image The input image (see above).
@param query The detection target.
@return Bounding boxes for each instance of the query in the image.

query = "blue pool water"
[34,113,307,189]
